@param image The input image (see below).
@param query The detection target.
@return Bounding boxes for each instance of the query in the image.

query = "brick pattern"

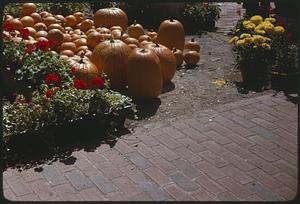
[3,93,297,201]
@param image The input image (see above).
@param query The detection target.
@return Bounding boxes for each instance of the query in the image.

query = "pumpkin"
[94,8,128,30]
[36,36,48,42]
[172,48,184,66]
[184,38,200,52]
[127,48,163,99]
[147,29,157,39]
[73,12,84,23]
[68,54,99,89]
[140,40,153,47]
[74,38,87,48]
[138,35,151,43]
[63,33,72,42]
[24,27,37,38]
[65,15,77,27]
[10,18,23,31]
[40,11,50,18]
[47,28,64,46]
[60,50,75,57]
[183,50,200,66]
[20,16,34,27]
[144,43,176,83]
[34,22,47,31]
[85,28,96,35]
[79,19,93,32]
[30,13,42,23]
[70,34,81,42]
[128,43,138,50]
[110,25,123,32]
[78,49,93,59]
[124,37,139,46]
[98,27,111,34]
[60,42,77,53]
[5,15,14,22]
[91,39,131,90]
[157,19,185,51]
[60,55,69,61]
[76,45,89,53]
[48,23,65,33]
[128,20,144,39]
[55,15,65,24]
[21,3,37,16]
[87,32,102,48]
[36,30,48,38]
[120,32,129,41]
[100,33,112,40]
[43,16,57,26]
[111,29,122,39]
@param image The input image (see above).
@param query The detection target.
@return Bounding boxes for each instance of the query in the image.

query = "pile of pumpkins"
[3,3,201,99]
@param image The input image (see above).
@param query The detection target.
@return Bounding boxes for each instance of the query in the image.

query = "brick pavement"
[3,93,298,201]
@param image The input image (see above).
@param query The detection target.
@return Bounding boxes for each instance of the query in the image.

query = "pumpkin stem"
[170,18,174,22]
[133,20,137,25]
[155,43,159,47]
[172,48,177,52]
[191,38,195,42]
[140,48,146,52]
[110,38,114,43]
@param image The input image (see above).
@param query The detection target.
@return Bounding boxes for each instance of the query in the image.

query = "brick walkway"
[3,93,298,201]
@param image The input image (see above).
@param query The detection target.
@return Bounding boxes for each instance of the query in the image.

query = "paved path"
[3,93,298,201]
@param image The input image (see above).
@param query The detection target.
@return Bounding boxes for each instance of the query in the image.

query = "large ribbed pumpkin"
[68,55,99,89]
[94,8,128,31]
[127,48,162,99]
[143,43,176,83]
[91,39,131,90]
[157,19,185,51]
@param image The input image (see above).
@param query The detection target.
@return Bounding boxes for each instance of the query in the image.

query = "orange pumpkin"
[20,16,35,27]
[85,28,96,35]
[54,15,65,24]
[68,54,100,89]
[120,32,129,41]
[48,23,65,33]
[138,35,151,43]
[110,25,123,32]
[144,43,176,83]
[183,50,200,66]
[30,12,42,23]
[63,33,72,42]
[86,31,102,48]
[73,12,84,23]
[36,36,48,42]
[36,30,48,38]
[74,38,87,48]
[10,18,23,31]
[127,48,163,99]
[91,39,131,90]
[65,15,77,27]
[76,45,89,53]
[172,48,184,66]
[47,28,64,46]
[60,55,69,61]
[79,19,93,32]
[43,16,57,26]
[94,8,128,31]
[60,42,77,53]
[111,29,122,39]
[60,50,75,57]
[157,19,185,51]
[184,38,200,52]
[128,43,139,50]
[34,22,47,31]
[147,29,157,39]
[128,20,144,39]
[21,3,37,16]
[24,27,37,38]
[124,37,139,46]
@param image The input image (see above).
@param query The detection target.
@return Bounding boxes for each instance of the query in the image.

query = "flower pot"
[240,65,270,91]
[271,71,298,92]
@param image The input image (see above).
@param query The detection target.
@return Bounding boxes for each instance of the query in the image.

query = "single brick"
[119,164,149,184]
[247,156,280,175]
[53,183,83,201]
[220,165,254,185]
[90,174,117,194]
[149,156,177,175]
[126,151,152,170]
[144,166,172,186]
[177,137,207,153]
[173,146,202,164]
[95,161,122,179]
[102,150,130,167]
[5,175,32,197]
[171,159,202,179]
[249,126,274,139]
[79,187,106,201]
[194,174,226,195]
[155,134,183,149]
[274,173,297,191]
[169,171,199,192]
[42,165,67,186]
[152,145,180,161]
[224,142,256,160]
[114,139,135,154]
[246,181,283,201]
[224,112,256,128]
[251,118,278,130]
[191,188,219,201]
[29,179,61,201]
[217,191,239,201]
[139,134,160,147]
[202,130,232,145]
[112,176,142,198]
[226,133,255,148]
[273,160,297,179]
[136,142,157,159]
[138,180,171,201]
[223,152,255,172]
[249,146,280,162]
[253,111,278,122]
[198,150,229,168]
[181,127,209,143]
[248,135,278,150]
[217,177,254,199]
[162,127,186,139]
[164,184,195,201]
[65,169,94,191]
[195,161,226,180]
[202,140,231,156]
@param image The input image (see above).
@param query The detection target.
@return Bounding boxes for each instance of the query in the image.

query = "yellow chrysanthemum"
[252,35,265,44]
[264,23,274,33]
[242,20,251,27]
[265,17,276,24]
[261,43,271,50]
[274,26,285,34]
[229,36,239,44]
[264,37,271,42]
[240,33,251,38]
[244,23,256,30]
[255,23,265,30]
[253,45,258,48]
[237,39,245,46]
[250,15,263,25]
[244,37,253,44]
[254,28,266,35]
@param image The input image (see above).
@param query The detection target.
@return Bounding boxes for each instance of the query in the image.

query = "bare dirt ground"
[127,32,274,128]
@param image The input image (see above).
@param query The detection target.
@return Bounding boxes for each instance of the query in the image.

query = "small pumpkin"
[147,29,157,39]
[48,23,65,33]
[128,43,139,50]
[79,19,93,32]
[47,28,64,46]
[184,38,200,52]
[172,48,184,66]
[68,54,100,89]
[63,33,72,42]
[127,48,163,99]
[60,50,75,57]
[144,43,176,83]
[65,15,77,27]
[120,32,129,41]
[94,8,128,30]
[43,16,57,26]
[110,25,123,32]
[30,12,42,23]
[124,37,139,46]
[111,29,122,39]
[87,31,102,48]
[21,3,37,16]
[24,26,37,38]
[20,16,35,27]
[138,35,151,43]
[10,18,23,31]
[74,38,87,48]
[157,19,185,51]
[91,39,131,90]
[128,20,144,39]
[34,22,47,31]
[76,45,89,53]
[183,50,200,66]
[60,42,77,53]
[73,12,84,23]
[55,15,65,24]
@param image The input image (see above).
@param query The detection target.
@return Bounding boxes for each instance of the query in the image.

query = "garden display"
[2,3,201,150]
[229,15,298,91]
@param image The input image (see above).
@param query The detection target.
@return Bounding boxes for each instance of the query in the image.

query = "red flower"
[45,89,54,98]
[70,66,77,74]
[36,40,49,51]
[25,44,36,54]
[20,28,30,40]
[44,74,60,84]
[48,39,56,48]
[73,79,87,89]
[91,76,105,89]
[4,21,14,32]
